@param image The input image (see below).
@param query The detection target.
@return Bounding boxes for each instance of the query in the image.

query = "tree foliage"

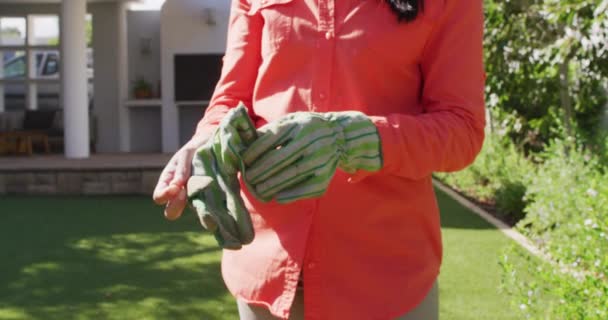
[484,0,608,150]
[442,2,608,318]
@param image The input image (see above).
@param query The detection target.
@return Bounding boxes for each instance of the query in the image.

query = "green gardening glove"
[241,111,383,204]
[188,104,257,250]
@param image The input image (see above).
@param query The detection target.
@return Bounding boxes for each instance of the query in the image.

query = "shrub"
[495,181,528,222]
[438,136,608,319]
[435,133,533,222]
[501,140,608,320]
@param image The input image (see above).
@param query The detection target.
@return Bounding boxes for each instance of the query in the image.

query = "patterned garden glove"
[188,104,257,250]
[242,111,383,204]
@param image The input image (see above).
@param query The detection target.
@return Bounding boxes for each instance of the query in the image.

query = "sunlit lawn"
[0,190,525,319]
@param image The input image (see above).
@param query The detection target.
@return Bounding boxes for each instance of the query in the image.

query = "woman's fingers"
[246,126,336,185]
[275,160,338,203]
[164,187,187,220]
[254,151,335,199]
[172,147,193,188]
[161,148,194,220]
[242,124,296,166]
[153,146,195,205]
[153,155,179,205]
[232,105,258,145]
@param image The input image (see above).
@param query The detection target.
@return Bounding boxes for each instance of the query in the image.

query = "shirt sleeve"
[365,0,486,181]
[194,0,262,138]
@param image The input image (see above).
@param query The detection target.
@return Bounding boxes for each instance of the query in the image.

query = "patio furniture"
[0,110,97,155]
[0,110,54,155]
[0,132,19,154]
[0,131,50,155]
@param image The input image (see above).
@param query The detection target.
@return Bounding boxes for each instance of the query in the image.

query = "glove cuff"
[325,111,383,173]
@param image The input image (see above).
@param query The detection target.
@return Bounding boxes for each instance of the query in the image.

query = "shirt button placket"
[312,0,335,113]
[303,258,322,319]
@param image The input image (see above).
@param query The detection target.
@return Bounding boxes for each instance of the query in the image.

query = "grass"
[0,190,527,319]
[436,190,524,320]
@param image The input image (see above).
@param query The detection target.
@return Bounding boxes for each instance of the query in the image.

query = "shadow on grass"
[0,189,498,319]
[435,188,495,230]
[0,196,235,320]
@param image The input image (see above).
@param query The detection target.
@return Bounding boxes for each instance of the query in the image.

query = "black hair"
[385,0,424,23]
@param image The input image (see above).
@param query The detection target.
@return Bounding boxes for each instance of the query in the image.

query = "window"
[36,52,44,69]
[29,15,60,46]
[31,50,60,78]
[0,17,26,46]
[3,82,26,112]
[37,82,60,110]
[42,52,59,76]
[0,15,93,111]
[3,51,26,79]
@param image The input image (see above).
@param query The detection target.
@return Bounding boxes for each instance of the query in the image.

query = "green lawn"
[0,190,523,319]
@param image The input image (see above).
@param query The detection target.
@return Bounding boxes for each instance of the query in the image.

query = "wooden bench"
[0,131,50,155]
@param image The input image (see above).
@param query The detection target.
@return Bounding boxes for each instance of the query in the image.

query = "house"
[0,0,230,158]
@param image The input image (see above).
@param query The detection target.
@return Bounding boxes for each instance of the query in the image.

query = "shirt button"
[307,262,316,269]
[325,31,334,40]
[319,93,326,100]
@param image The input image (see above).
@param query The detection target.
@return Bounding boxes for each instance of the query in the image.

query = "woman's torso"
[223,1,445,319]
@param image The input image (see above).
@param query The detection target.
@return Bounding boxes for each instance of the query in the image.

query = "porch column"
[0,19,3,112]
[0,50,4,112]
[27,16,37,111]
[61,0,90,158]
[117,2,130,152]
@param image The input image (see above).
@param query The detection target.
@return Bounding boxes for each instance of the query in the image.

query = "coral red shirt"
[196,0,486,319]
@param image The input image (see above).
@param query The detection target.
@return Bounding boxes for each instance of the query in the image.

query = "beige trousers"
[237,282,439,320]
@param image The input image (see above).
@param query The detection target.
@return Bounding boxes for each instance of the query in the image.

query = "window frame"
[0,14,61,111]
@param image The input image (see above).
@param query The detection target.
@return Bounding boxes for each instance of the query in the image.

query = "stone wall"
[0,170,160,196]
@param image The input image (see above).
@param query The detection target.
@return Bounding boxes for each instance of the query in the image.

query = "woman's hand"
[152,134,210,221]
[243,111,383,203]
[152,104,257,249]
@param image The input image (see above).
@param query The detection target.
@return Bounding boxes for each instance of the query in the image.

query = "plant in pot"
[133,77,153,99]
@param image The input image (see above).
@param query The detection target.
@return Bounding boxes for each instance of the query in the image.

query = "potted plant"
[133,77,153,99]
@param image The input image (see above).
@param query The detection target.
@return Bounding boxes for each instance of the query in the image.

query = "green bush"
[435,133,533,222]
[495,181,528,222]
[442,1,608,315]
[438,136,608,319]
[501,140,608,320]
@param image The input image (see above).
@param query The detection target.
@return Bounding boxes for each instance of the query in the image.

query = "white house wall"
[160,0,230,152]
[88,2,137,153]
[89,2,122,153]
[125,10,162,152]
[127,10,161,96]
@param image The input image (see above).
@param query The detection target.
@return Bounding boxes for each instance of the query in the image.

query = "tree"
[484,0,608,151]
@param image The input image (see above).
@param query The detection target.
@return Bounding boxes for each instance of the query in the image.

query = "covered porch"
[0,0,136,159]
[0,0,228,158]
